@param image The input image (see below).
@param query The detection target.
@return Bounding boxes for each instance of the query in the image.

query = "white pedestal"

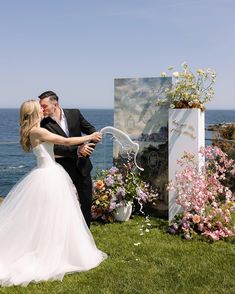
[168,108,205,221]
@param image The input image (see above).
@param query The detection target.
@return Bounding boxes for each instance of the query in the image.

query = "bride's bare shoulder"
[30,127,48,137]
[30,127,46,133]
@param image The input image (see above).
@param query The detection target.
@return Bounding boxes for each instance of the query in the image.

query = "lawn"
[0,216,234,294]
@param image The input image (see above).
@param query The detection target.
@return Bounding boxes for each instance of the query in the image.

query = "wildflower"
[197,69,204,75]
[105,175,114,187]
[192,215,201,224]
[168,145,235,241]
[109,167,119,175]
[95,180,104,190]
[157,63,216,111]
[136,188,148,203]
[172,71,179,78]
[172,223,178,230]
[116,187,126,198]
[198,223,204,231]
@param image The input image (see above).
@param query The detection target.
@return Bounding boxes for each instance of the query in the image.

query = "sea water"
[0,109,234,196]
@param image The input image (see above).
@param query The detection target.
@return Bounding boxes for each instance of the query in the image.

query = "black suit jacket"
[41,109,96,177]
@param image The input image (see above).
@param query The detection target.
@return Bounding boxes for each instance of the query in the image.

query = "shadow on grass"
[149,217,169,231]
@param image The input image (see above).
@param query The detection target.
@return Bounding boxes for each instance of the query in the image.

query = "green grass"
[0,216,234,294]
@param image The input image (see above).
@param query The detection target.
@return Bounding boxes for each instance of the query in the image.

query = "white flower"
[145,229,150,233]
[157,63,216,110]
[172,72,179,78]
[197,69,204,75]
[160,72,167,77]
[134,242,141,246]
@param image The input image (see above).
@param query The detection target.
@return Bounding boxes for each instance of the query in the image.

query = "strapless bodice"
[32,142,55,168]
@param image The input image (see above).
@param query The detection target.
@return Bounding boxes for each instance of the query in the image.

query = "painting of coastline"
[114,77,171,217]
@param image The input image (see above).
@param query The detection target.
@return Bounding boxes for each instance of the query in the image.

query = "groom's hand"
[78,143,96,157]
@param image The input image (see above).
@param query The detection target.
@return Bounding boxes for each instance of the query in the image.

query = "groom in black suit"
[39,90,100,228]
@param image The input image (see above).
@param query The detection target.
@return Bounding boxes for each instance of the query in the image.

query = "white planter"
[113,203,133,221]
[168,108,205,221]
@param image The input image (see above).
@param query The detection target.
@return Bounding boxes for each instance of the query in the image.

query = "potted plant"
[91,164,158,222]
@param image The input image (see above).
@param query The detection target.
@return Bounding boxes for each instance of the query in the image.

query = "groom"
[39,90,100,228]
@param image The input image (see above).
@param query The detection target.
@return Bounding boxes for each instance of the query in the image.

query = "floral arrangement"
[168,146,235,241]
[157,62,216,111]
[91,164,158,222]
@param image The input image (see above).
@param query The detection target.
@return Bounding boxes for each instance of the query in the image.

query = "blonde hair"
[19,100,40,152]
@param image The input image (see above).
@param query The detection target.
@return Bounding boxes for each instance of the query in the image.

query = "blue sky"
[0,0,234,109]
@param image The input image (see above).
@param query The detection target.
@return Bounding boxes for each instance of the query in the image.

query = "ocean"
[0,109,235,196]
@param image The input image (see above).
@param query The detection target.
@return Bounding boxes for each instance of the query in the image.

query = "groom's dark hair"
[38,90,59,102]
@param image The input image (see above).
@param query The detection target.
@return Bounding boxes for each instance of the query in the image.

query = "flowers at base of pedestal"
[91,164,158,223]
[168,146,235,241]
[157,62,216,111]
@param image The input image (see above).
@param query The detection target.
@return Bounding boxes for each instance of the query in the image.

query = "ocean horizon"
[0,108,235,196]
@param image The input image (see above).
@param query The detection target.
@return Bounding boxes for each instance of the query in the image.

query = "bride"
[0,100,107,287]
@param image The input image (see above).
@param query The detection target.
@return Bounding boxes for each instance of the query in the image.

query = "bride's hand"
[90,132,102,143]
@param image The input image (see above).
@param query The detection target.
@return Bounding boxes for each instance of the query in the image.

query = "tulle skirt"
[0,163,107,287]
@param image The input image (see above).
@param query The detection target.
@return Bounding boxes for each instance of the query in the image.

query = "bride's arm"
[31,127,101,146]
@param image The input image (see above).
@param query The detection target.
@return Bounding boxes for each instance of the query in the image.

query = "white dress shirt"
[52,108,69,137]
[51,108,83,157]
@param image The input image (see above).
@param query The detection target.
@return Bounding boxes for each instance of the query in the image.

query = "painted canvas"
[114,77,171,218]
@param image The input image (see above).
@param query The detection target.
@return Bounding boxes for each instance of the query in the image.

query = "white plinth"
[168,108,205,221]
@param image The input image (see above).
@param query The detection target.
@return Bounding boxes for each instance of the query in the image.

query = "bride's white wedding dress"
[0,142,107,287]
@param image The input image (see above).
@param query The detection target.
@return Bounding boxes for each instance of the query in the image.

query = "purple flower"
[109,202,116,212]
[117,174,123,182]
[116,187,126,197]
[105,175,114,186]
[109,167,119,175]
[168,227,176,235]
[182,220,190,229]
[136,188,148,202]
[116,202,124,208]
[172,223,178,230]
[198,223,204,231]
